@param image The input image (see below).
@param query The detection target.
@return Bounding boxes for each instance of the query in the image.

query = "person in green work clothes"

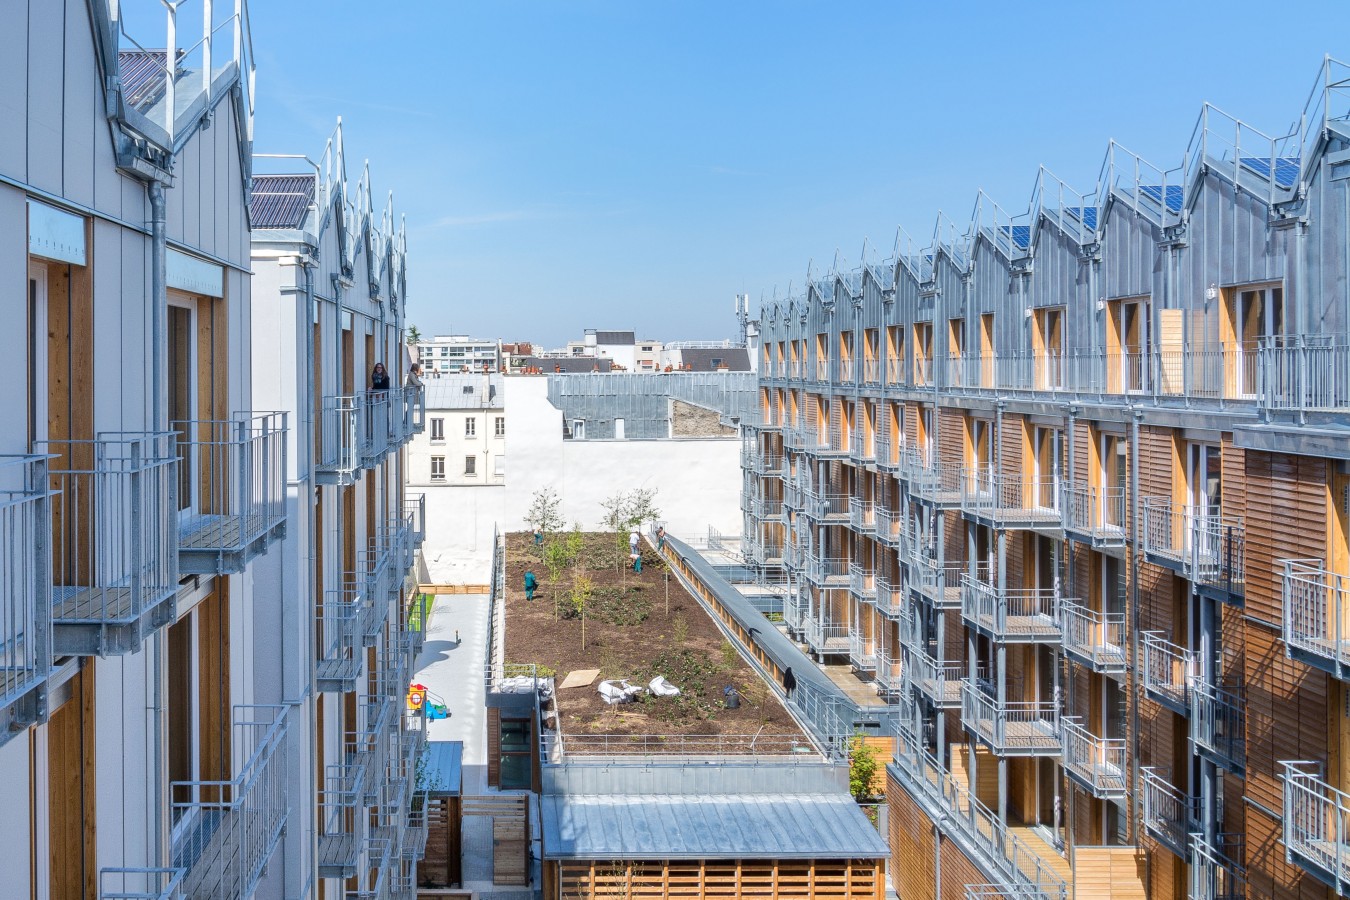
[524,570,537,601]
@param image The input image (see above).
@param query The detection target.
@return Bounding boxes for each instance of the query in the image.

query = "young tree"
[543,538,569,622]
[569,573,594,650]
[406,324,422,344]
[623,487,662,532]
[526,486,564,536]
[599,491,631,571]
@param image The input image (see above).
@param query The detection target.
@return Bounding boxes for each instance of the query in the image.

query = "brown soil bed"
[504,531,804,744]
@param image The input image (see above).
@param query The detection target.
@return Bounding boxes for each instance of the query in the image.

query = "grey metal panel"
[61,0,98,209]
[26,0,64,194]
[423,740,463,796]
[540,793,889,860]
[542,761,846,795]
[0,3,29,178]
[545,372,757,440]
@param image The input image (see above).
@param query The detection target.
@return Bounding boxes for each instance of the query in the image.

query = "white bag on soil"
[598,679,646,705]
[648,676,681,697]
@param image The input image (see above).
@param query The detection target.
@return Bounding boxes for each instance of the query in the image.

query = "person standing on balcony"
[371,362,391,392]
[406,363,423,387]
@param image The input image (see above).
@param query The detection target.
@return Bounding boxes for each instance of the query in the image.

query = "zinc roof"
[250,174,317,229]
[541,793,888,860]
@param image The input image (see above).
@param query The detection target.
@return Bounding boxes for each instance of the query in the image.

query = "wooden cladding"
[47,666,96,900]
[553,857,885,900]
[1245,451,1327,626]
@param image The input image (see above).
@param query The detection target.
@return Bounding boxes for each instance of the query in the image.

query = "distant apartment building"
[417,334,501,373]
[409,374,506,487]
[663,341,753,372]
[744,58,1350,900]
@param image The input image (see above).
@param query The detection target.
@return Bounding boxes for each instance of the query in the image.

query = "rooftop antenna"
[735,293,749,347]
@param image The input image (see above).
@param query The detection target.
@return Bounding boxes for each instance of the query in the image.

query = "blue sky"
[247,1,1350,349]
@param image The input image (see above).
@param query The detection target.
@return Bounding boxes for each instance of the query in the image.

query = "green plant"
[672,614,688,645]
[526,486,565,536]
[569,573,594,648]
[848,733,880,802]
[719,640,739,670]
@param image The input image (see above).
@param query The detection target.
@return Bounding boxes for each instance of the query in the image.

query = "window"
[465,417,477,437]
[1033,307,1065,390]
[572,419,586,440]
[430,417,445,442]
[494,417,505,437]
[615,418,625,440]
[464,455,477,476]
[431,457,445,481]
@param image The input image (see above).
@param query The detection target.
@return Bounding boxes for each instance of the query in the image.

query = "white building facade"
[415,334,500,374]
[411,374,507,488]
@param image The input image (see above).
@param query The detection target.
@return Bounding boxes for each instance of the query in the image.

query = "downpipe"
[149,179,169,871]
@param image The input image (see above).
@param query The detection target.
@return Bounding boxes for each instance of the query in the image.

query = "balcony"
[861,358,881,386]
[873,430,899,472]
[0,455,52,739]
[1140,767,1198,858]
[876,647,902,694]
[42,434,177,656]
[960,470,1062,531]
[404,494,426,550]
[875,572,904,617]
[908,649,965,709]
[961,681,1061,756]
[849,563,876,600]
[804,554,849,586]
[1060,718,1126,799]
[318,587,363,692]
[403,792,430,863]
[750,496,784,520]
[753,451,785,476]
[170,705,288,900]
[398,384,425,440]
[319,762,368,878]
[912,559,970,610]
[802,489,849,521]
[174,414,288,575]
[850,428,875,464]
[902,451,963,507]
[849,499,876,535]
[849,628,877,673]
[1189,834,1247,900]
[1141,632,1193,715]
[815,359,830,382]
[1190,681,1245,774]
[1060,483,1125,549]
[874,507,902,547]
[804,618,849,655]
[961,575,1060,643]
[346,838,395,900]
[98,869,185,900]
[317,395,364,485]
[1281,559,1350,680]
[1283,762,1350,894]
[1059,602,1125,673]
[357,551,396,645]
[782,584,807,631]
[1141,498,1244,597]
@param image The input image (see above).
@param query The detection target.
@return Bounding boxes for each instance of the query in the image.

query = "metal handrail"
[98,868,185,900]
[1059,601,1126,671]
[1284,761,1350,892]
[961,574,1061,642]
[0,454,52,727]
[1061,718,1126,798]
[1141,631,1194,713]
[1142,498,1244,591]
[961,680,1061,754]
[1191,680,1246,773]
[1141,767,1198,857]
[1061,483,1126,545]
[1281,558,1350,675]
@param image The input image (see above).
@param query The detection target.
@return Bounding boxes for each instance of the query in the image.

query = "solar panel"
[250,174,317,228]
[1238,157,1300,189]
[1139,185,1184,214]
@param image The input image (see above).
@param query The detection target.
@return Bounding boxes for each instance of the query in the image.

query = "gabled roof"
[250,175,316,229]
[542,793,889,860]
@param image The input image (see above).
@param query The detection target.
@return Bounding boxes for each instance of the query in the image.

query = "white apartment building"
[416,334,500,374]
[1,3,294,898]
[251,122,426,899]
[411,374,506,487]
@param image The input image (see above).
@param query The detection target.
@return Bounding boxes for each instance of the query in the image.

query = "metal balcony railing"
[902,450,963,506]
[912,560,971,610]
[1282,559,1350,680]
[875,572,904,617]
[173,413,287,575]
[1190,681,1245,773]
[751,496,784,520]
[890,743,1068,900]
[317,395,364,484]
[1141,498,1244,595]
[1141,631,1193,714]
[42,434,177,656]
[1140,767,1198,858]
[346,838,395,900]
[849,499,876,533]
[848,563,876,599]
[170,705,288,900]
[99,868,185,900]
[908,649,965,709]
[782,584,807,630]
[874,507,902,547]
[965,886,1065,900]
[805,554,849,585]
[960,680,1061,756]
[861,358,880,385]
[839,358,855,383]
[0,455,52,739]
[815,358,830,382]
[1060,718,1126,799]
[961,575,1060,643]
[788,359,802,380]
[850,428,874,463]
[960,470,1062,529]
[1059,602,1125,673]
[803,488,849,521]
[356,552,395,645]
[874,430,898,471]
[1284,762,1350,894]
[804,619,849,654]
[403,793,430,862]
[876,647,903,693]
[318,762,368,878]
[318,587,362,692]
[398,384,425,440]
[1060,483,1126,548]
[350,700,397,806]
[1189,833,1247,900]
[404,493,426,549]
[849,628,877,672]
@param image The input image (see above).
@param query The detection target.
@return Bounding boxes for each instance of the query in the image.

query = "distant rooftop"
[679,347,751,372]
[249,174,316,229]
[523,356,613,374]
[594,330,635,345]
[423,373,501,409]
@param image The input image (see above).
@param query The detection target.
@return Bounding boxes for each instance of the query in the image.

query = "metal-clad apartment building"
[0,3,424,898]
[744,58,1350,899]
